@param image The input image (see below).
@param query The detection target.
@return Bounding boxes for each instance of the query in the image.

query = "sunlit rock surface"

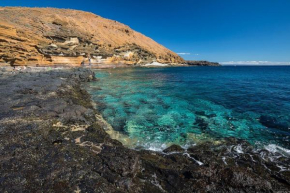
[0,7,184,66]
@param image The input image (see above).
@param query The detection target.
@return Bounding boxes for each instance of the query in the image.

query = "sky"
[0,0,290,64]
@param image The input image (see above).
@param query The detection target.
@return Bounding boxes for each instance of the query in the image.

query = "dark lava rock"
[0,67,289,192]
[163,144,184,153]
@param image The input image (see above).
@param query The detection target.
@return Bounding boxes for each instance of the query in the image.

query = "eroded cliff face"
[0,7,184,66]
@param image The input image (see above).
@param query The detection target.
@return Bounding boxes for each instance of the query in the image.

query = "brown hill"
[0,7,184,66]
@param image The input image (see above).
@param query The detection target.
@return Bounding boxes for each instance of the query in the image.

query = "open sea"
[87,66,290,154]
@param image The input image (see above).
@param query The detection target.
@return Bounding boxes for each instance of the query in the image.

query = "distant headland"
[185,60,220,66]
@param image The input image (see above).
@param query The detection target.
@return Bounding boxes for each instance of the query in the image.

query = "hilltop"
[0,7,184,66]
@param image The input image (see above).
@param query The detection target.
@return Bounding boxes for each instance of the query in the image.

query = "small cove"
[86,66,290,152]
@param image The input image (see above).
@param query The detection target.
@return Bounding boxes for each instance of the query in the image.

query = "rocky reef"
[0,68,289,192]
[0,7,184,66]
[186,60,220,66]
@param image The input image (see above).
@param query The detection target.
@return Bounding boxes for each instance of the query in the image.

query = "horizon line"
[220,61,290,65]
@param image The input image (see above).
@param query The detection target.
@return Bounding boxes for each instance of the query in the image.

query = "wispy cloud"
[220,61,290,65]
[177,53,191,55]
[176,53,200,56]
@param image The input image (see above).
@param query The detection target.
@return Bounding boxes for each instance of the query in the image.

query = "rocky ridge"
[0,7,184,66]
[0,68,289,192]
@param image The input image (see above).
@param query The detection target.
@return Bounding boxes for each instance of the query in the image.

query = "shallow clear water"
[87,66,290,150]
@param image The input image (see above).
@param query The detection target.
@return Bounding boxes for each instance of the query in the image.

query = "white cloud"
[176,53,200,56]
[220,61,290,65]
[177,53,191,55]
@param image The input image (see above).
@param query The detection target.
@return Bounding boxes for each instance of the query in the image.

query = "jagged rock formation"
[0,7,184,66]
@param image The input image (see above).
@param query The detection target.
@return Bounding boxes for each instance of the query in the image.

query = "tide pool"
[87,66,290,151]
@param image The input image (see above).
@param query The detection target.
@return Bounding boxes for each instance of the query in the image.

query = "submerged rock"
[259,115,289,130]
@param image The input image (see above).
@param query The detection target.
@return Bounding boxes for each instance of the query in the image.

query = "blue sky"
[1,0,290,64]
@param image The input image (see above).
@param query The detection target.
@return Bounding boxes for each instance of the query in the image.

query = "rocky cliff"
[0,7,184,66]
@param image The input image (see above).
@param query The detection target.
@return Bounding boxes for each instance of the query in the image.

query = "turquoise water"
[87,66,290,150]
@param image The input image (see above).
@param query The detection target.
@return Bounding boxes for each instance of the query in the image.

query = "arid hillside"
[0,7,184,66]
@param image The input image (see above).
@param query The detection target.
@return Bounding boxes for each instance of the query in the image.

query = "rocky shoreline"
[0,68,289,192]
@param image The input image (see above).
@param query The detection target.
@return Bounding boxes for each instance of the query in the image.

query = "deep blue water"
[87,66,290,151]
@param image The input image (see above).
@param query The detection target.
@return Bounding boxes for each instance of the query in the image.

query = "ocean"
[87,66,290,153]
